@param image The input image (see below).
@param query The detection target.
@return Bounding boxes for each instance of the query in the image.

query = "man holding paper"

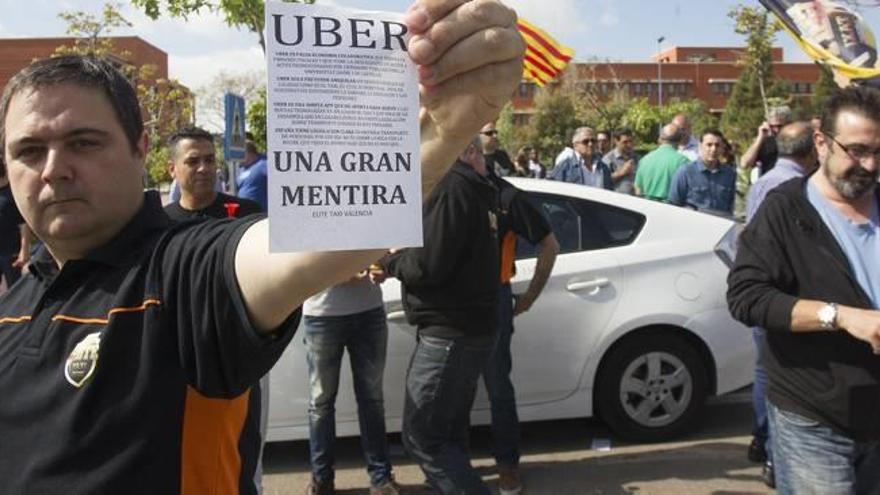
[0,0,525,492]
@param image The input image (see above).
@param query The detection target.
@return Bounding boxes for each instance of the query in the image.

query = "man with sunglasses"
[728,86,880,494]
[548,127,613,189]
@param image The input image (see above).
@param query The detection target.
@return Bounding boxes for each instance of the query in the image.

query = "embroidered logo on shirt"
[64,332,102,388]
[488,211,498,233]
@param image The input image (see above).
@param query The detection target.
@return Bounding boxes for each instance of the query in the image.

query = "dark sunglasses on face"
[576,139,596,145]
[481,130,499,137]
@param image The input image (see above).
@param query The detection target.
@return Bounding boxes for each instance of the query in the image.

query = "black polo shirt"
[164,192,263,222]
[0,191,299,493]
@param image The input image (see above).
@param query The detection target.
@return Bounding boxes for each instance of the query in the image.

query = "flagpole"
[657,36,665,109]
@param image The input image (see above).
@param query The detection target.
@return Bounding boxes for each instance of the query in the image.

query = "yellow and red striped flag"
[517,18,575,86]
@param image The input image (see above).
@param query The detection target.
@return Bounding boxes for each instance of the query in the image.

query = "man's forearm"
[524,234,559,300]
[740,137,763,170]
[235,220,386,333]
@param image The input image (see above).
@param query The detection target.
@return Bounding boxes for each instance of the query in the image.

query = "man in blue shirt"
[667,129,736,213]
[742,121,818,488]
[236,141,268,212]
[549,127,613,189]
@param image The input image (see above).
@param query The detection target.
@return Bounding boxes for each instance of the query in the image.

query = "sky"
[2,0,880,91]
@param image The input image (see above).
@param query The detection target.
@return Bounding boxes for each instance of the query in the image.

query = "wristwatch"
[817,303,838,330]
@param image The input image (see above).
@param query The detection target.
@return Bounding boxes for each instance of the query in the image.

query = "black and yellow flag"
[760,0,880,85]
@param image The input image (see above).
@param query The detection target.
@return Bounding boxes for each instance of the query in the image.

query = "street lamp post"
[657,36,665,108]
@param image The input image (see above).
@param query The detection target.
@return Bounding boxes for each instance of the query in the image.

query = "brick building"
[510,46,821,125]
[0,36,169,90]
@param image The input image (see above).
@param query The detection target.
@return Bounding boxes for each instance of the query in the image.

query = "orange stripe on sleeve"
[181,386,249,495]
[0,316,32,324]
[51,299,162,326]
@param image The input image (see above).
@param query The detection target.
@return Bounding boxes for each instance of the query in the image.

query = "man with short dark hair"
[667,129,736,213]
[237,140,268,211]
[549,127,613,189]
[603,128,639,194]
[634,123,688,201]
[380,136,500,494]
[728,86,880,494]
[742,121,818,488]
[0,1,526,489]
[165,126,262,221]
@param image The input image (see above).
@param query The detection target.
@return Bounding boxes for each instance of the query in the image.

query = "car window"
[515,192,645,259]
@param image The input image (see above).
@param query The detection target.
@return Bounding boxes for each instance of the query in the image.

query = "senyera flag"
[517,18,575,86]
[759,0,880,85]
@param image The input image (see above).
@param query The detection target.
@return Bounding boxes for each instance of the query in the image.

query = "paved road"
[262,390,773,494]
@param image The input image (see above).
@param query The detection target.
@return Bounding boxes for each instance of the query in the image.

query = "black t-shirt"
[0,191,299,493]
[0,184,24,256]
[164,191,263,222]
[485,149,515,177]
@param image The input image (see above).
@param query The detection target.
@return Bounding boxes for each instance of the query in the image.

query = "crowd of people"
[485,109,810,221]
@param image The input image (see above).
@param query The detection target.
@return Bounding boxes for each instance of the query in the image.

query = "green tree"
[721,5,787,151]
[522,86,581,160]
[55,2,194,186]
[247,86,267,151]
[811,63,839,117]
[131,0,314,53]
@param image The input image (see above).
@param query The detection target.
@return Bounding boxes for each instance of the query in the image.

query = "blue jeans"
[304,306,392,487]
[403,331,494,495]
[483,284,520,468]
[769,402,880,494]
[751,326,772,459]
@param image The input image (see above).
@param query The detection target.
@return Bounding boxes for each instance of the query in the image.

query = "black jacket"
[383,161,499,339]
[727,177,880,440]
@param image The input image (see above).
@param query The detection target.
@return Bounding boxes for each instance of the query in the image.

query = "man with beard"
[728,86,880,494]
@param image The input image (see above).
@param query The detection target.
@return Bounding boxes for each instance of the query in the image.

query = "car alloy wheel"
[596,332,708,442]
[619,351,692,428]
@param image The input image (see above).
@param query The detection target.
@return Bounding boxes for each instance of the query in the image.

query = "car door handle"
[566,278,610,293]
[386,310,407,321]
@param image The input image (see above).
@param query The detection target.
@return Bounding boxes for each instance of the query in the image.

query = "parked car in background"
[267,178,753,442]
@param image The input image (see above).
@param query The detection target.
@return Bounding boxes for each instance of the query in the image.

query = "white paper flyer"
[265,1,423,252]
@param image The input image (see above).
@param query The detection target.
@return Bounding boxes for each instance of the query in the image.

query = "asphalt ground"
[262,389,774,495]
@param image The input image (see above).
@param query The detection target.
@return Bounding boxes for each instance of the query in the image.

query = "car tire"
[596,333,708,442]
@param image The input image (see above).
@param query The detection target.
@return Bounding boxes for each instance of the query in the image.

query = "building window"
[632,83,642,96]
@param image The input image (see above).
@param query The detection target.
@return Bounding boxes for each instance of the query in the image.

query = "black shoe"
[747,437,767,463]
[762,461,776,489]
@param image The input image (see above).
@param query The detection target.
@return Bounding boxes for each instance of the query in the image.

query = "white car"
[267,178,753,442]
